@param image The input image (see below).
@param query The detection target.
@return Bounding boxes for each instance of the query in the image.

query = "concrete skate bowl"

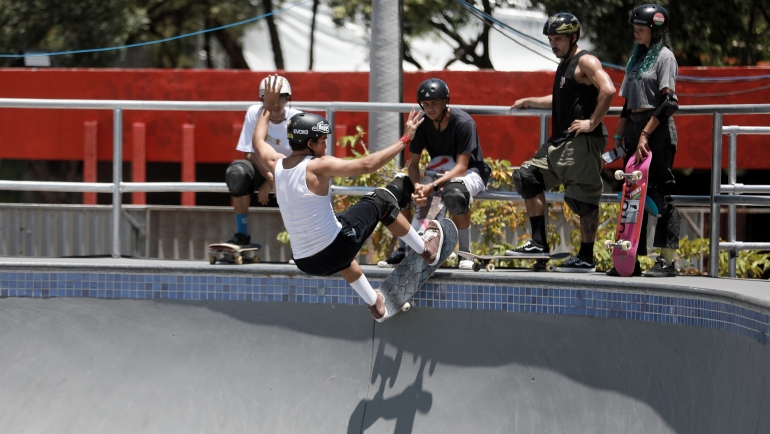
[0,265,768,434]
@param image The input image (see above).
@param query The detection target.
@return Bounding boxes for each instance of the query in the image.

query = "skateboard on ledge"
[455,251,571,272]
[207,243,261,265]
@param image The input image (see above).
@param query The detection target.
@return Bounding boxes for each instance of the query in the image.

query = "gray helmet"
[287,113,331,150]
[629,4,669,29]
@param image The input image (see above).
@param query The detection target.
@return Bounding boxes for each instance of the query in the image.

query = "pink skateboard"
[604,151,652,276]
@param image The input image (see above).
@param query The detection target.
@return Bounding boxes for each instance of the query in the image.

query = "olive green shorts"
[526,134,606,206]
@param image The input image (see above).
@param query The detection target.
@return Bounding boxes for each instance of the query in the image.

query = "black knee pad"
[367,187,401,226]
[564,197,599,217]
[443,179,471,215]
[384,173,414,209]
[225,160,255,197]
[512,163,545,199]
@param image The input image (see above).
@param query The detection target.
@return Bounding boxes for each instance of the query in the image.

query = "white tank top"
[275,156,342,259]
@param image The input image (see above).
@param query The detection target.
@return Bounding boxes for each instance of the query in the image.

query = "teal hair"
[626,41,663,79]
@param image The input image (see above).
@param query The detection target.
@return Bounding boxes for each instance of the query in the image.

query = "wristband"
[400,135,412,146]
[613,135,622,140]
[640,131,651,138]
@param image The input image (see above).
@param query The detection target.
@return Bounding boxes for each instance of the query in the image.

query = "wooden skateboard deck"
[605,151,652,276]
[379,218,457,321]
[207,243,261,265]
[455,251,571,272]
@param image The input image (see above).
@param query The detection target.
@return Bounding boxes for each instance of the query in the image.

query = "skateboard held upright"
[379,218,457,321]
[604,151,652,276]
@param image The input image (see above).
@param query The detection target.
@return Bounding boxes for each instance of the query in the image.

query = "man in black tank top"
[507,12,615,273]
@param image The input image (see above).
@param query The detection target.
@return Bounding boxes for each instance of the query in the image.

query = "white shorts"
[453,170,486,197]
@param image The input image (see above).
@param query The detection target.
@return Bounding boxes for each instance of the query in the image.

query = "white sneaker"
[459,258,474,270]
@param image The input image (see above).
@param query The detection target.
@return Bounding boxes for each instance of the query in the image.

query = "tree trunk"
[211,27,250,69]
[308,0,319,69]
[263,0,285,70]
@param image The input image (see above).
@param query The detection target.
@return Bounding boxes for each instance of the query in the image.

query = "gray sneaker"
[419,220,444,266]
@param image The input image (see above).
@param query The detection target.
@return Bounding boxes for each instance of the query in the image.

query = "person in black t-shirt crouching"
[380,78,491,270]
[507,13,615,273]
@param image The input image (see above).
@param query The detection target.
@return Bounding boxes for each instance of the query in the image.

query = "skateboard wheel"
[234,256,243,265]
[485,263,495,272]
[448,252,457,262]
[614,170,624,180]
[620,241,632,251]
[401,302,411,312]
[545,264,554,272]
[604,240,613,249]
[472,262,481,272]
[252,256,260,263]
[209,256,216,265]
[632,170,643,180]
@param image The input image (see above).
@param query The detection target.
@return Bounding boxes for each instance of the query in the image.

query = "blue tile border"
[2,271,768,344]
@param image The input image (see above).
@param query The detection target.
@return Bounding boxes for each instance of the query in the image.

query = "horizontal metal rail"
[714,195,770,206]
[719,242,770,251]
[720,184,770,194]
[722,126,770,135]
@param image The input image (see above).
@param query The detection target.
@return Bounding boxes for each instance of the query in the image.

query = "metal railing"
[1,98,770,276]
[711,124,770,277]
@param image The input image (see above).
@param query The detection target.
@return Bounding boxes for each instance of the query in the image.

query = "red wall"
[1,68,769,169]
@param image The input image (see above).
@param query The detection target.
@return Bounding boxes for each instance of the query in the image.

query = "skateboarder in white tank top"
[251,76,444,322]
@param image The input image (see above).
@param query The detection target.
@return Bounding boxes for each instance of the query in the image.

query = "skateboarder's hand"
[636,137,651,161]
[412,184,430,206]
[510,98,531,110]
[568,119,594,137]
[403,108,425,139]
[257,180,272,205]
[262,75,282,111]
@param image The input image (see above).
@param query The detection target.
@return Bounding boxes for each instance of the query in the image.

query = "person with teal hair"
[608,4,681,277]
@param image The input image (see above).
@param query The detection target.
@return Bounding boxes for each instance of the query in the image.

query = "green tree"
[329,0,522,69]
[529,0,770,66]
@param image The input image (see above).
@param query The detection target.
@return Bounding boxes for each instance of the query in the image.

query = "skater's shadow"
[347,338,435,434]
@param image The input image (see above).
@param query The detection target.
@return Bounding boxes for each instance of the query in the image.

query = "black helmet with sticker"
[416,78,450,102]
[543,13,580,37]
[629,4,669,29]
[287,113,331,150]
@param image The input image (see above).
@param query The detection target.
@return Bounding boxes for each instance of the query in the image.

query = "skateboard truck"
[604,239,633,251]
[614,170,643,182]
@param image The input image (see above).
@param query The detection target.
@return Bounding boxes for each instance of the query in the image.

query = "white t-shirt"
[235,106,302,157]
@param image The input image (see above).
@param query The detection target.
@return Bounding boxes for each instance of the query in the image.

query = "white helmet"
[259,75,291,97]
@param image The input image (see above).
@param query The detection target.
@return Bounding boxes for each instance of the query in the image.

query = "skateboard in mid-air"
[207,243,261,265]
[604,151,652,276]
[411,156,455,235]
[455,251,571,272]
[379,218,457,321]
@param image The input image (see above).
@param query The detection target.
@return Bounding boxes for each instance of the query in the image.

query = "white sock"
[350,274,378,306]
[399,227,425,254]
[458,227,471,252]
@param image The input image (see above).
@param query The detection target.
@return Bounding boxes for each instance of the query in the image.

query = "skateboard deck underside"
[612,153,651,276]
[380,219,458,320]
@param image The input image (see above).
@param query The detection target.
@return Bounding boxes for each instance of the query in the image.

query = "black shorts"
[293,197,385,276]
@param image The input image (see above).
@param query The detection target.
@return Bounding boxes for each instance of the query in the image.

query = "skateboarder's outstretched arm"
[250,76,286,176]
[310,108,424,178]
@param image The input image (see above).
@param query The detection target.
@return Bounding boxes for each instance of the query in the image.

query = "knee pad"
[443,179,471,215]
[564,197,599,217]
[512,164,545,199]
[368,187,401,226]
[226,160,256,197]
[384,173,414,209]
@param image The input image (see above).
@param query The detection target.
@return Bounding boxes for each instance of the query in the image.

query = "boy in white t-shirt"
[223,75,302,246]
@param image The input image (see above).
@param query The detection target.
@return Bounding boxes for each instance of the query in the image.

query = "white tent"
[242,3,576,72]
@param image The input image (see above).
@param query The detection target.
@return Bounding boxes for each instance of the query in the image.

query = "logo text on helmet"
[653,13,665,25]
[293,129,309,135]
[311,121,330,134]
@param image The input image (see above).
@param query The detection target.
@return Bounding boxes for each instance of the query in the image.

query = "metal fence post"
[539,114,548,146]
[325,107,335,157]
[112,108,123,258]
[708,113,723,277]
[727,131,738,277]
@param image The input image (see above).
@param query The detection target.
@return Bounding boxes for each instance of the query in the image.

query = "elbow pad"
[654,91,679,121]
[620,100,629,119]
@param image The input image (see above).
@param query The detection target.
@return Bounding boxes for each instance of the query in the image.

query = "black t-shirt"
[550,50,607,143]
[409,108,491,184]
